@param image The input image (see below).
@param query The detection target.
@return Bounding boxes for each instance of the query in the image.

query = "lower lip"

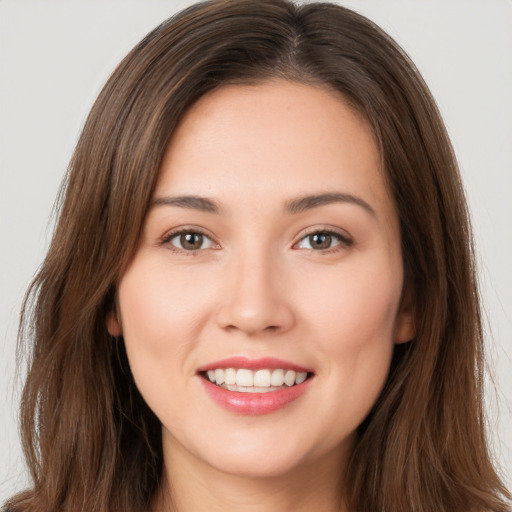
[200,376,312,415]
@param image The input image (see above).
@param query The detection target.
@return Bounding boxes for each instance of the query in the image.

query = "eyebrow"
[150,192,375,217]
[151,195,221,214]
[285,192,376,217]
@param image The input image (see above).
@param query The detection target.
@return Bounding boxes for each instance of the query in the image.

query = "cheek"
[116,258,224,412]
[119,273,176,355]
[118,259,213,346]
[116,261,199,399]
[297,253,401,403]
[301,252,402,345]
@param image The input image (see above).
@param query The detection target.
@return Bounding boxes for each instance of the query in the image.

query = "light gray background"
[1,0,511,502]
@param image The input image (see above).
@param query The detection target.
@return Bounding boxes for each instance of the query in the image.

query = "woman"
[3,0,510,511]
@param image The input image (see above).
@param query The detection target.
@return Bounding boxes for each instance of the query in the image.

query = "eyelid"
[160,226,220,252]
[292,226,353,251]
[158,225,352,254]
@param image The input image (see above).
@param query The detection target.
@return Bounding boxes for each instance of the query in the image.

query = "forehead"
[156,80,392,221]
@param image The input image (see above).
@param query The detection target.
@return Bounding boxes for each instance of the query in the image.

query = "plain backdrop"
[1,0,511,503]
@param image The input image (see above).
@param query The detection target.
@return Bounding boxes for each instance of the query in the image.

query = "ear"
[107,310,122,337]
[394,286,416,344]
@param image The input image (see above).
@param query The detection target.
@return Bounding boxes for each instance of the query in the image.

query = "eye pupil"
[180,233,203,250]
[310,233,331,249]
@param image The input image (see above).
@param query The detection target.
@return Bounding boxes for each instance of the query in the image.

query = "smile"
[205,368,308,392]
[197,357,314,414]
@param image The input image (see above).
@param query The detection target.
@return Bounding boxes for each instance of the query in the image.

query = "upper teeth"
[207,368,307,388]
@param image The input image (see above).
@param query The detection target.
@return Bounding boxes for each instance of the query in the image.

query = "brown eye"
[295,230,351,251]
[309,233,332,250]
[168,231,214,251]
[180,233,203,250]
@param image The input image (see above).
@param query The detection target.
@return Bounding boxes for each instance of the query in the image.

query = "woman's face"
[109,81,414,478]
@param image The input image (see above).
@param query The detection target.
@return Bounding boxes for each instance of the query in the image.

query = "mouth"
[199,368,312,393]
[197,357,314,414]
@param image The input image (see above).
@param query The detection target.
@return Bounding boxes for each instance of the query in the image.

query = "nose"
[215,248,295,337]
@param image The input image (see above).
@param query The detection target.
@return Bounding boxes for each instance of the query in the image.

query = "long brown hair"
[5,1,510,511]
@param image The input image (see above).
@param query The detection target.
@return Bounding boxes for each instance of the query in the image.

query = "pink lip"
[197,356,312,373]
[199,376,312,415]
[197,357,314,415]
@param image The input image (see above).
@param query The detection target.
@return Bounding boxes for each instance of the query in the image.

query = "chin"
[205,449,307,479]
[196,427,345,480]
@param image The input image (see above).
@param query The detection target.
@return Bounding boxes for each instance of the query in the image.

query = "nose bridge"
[216,238,294,335]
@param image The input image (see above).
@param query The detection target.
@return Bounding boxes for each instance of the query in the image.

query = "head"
[13,1,508,512]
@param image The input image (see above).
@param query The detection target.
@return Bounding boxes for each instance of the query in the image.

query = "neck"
[152,435,351,512]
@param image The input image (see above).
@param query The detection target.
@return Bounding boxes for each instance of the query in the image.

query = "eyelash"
[160,228,353,255]
[160,228,218,256]
[293,228,353,254]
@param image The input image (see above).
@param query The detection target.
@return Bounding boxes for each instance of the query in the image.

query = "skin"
[108,80,415,512]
